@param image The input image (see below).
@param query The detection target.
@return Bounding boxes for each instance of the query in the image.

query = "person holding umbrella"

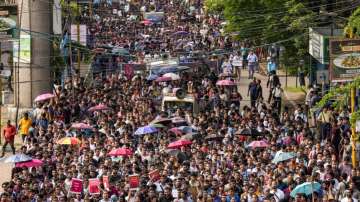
[1,120,16,157]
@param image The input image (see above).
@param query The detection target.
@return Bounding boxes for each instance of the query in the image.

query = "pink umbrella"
[168,127,183,135]
[141,20,152,25]
[156,76,172,82]
[108,148,133,157]
[248,140,269,149]
[88,104,109,112]
[167,139,192,149]
[71,123,93,130]
[15,159,43,168]
[34,93,55,102]
[216,80,236,86]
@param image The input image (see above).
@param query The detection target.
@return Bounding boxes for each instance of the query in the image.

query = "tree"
[344,7,360,38]
[205,0,350,73]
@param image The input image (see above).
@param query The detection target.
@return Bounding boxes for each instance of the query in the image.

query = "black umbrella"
[205,134,225,141]
[235,128,261,136]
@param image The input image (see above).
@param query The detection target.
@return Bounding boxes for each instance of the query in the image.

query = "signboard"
[13,34,31,63]
[316,69,329,84]
[0,5,17,40]
[309,28,329,64]
[70,178,83,194]
[329,38,360,82]
[71,24,87,46]
[88,178,100,195]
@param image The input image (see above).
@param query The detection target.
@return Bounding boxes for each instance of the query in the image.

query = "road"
[237,69,304,107]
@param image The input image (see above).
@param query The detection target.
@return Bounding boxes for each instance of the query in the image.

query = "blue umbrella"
[134,126,158,135]
[147,74,159,81]
[4,154,32,163]
[178,126,197,133]
[272,151,296,164]
[290,182,321,198]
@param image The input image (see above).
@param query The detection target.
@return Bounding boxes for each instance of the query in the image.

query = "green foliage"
[316,77,360,127]
[204,0,224,13]
[205,0,319,72]
[344,7,360,38]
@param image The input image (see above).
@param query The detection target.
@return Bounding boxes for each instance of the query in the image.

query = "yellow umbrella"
[57,137,81,145]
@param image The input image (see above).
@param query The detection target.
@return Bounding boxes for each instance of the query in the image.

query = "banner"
[129,175,140,189]
[88,178,100,195]
[70,178,83,194]
[149,169,160,182]
[329,38,360,82]
[102,176,110,191]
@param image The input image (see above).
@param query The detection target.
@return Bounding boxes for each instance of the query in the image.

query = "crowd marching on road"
[0,0,359,202]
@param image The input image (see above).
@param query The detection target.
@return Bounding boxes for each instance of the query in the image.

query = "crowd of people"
[0,0,359,202]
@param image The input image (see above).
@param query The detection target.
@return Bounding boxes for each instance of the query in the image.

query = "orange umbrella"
[57,137,81,145]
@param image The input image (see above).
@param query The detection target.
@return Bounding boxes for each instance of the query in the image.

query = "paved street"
[237,69,305,107]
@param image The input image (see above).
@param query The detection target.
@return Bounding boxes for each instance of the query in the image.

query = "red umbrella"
[15,159,43,168]
[108,148,133,157]
[156,76,172,82]
[88,104,109,112]
[216,80,236,86]
[167,139,192,149]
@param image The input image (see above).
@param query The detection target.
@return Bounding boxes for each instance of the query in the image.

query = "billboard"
[309,28,329,64]
[329,38,360,82]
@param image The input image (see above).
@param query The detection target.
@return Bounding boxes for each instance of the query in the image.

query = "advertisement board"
[329,38,360,82]
[309,28,329,64]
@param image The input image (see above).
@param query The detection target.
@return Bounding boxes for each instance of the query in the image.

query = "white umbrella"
[163,73,180,80]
